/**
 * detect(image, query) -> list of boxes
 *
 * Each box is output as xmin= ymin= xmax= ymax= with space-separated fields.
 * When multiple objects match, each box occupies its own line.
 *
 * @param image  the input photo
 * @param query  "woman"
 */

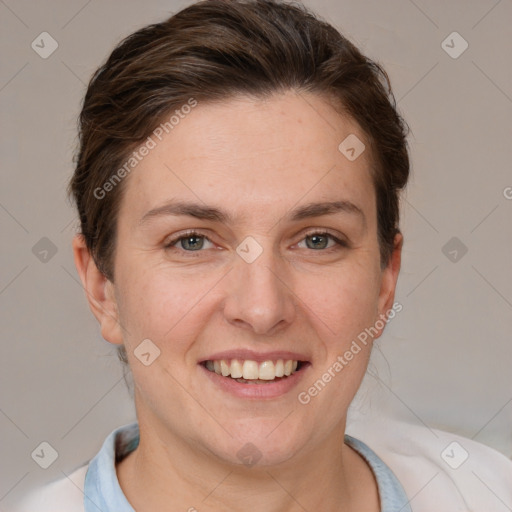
xmin=15 ymin=0 xmax=512 ymax=510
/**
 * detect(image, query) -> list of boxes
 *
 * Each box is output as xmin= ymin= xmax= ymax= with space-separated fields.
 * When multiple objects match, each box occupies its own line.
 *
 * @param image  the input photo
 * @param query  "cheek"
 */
xmin=115 ymin=264 xmax=218 ymax=350
xmin=301 ymin=261 xmax=381 ymax=342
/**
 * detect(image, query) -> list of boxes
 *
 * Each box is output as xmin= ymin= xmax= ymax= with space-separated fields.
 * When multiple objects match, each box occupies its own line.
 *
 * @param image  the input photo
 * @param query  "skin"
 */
xmin=73 ymin=89 xmax=402 ymax=511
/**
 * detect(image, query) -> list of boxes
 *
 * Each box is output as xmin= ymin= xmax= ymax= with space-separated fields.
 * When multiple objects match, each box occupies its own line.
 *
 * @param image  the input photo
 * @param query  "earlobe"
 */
xmin=72 ymin=234 xmax=124 ymax=345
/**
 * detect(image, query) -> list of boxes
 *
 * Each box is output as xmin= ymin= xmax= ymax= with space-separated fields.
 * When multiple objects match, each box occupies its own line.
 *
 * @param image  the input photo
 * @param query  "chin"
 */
xmin=207 ymin=417 xmax=310 ymax=468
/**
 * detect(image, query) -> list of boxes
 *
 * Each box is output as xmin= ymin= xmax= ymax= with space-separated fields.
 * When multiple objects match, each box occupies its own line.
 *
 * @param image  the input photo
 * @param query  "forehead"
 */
xmin=120 ymin=90 xmax=376 ymax=227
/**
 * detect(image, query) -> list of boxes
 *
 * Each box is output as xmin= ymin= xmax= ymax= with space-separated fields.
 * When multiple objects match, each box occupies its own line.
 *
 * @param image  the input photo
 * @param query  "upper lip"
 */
xmin=199 ymin=349 xmax=311 ymax=364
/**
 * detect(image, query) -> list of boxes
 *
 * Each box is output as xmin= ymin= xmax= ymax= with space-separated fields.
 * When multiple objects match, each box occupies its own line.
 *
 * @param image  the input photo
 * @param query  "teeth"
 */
xmin=205 ymin=358 xmax=303 ymax=380
xmin=258 ymin=361 xmax=275 ymax=380
xmin=275 ymin=359 xmax=284 ymax=377
xmin=220 ymin=360 xmax=230 ymax=377
xmin=230 ymin=359 xmax=243 ymax=379
xmin=242 ymin=360 xmax=259 ymax=380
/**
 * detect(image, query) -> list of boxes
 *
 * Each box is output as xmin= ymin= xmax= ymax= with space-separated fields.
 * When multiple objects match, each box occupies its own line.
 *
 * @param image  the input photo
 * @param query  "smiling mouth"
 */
xmin=201 ymin=359 xmax=309 ymax=384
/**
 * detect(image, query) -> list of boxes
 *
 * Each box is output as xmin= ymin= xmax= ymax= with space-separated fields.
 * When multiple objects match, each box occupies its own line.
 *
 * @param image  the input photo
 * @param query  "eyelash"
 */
xmin=163 ymin=229 xmax=348 ymax=255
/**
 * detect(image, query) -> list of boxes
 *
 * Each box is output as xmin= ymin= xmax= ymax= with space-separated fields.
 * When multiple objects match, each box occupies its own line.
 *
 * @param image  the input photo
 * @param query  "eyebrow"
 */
xmin=139 ymin=199 xmax=366 ymax=228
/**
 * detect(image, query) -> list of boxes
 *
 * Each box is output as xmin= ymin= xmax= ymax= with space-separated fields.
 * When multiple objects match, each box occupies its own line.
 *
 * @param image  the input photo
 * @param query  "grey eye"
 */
xmin=179 ymin=235 xmax=205 ymax=251
xmin=305 ymin=233 xmax=330 ymax=250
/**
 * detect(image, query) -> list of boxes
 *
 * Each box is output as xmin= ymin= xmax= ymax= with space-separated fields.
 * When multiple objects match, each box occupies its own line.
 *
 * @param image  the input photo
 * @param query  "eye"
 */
xmin=164 ymin=229 xmax=348 ymax=255
xmin=297 ymin=230 xmax=348 ymax=251
xmin=164 ymin=230 xmax=215 ymax=252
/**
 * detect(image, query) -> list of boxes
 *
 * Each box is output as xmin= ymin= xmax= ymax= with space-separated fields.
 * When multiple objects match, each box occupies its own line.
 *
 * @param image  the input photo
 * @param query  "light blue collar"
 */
xmin=345 ymin=434 xmax=412 ymax=511
xmin=84 ymin=422 xmax=411 ymax=511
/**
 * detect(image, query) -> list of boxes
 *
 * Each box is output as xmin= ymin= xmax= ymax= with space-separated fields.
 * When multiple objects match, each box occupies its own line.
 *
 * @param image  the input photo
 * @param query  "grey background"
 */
xmin=1 ymin=0 xmax=511 ymax=507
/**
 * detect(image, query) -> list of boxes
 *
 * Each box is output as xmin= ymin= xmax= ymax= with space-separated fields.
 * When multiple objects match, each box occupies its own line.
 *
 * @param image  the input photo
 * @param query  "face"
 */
xmin=77 ymin=90 xmax=401 ymax=467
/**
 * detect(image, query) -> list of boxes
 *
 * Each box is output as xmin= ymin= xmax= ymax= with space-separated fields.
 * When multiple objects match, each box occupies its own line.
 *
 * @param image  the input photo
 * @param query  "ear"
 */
xmin=374 ymin=232 xmax=403 ymax=338
xmin=72 ymin=234 xmax=124 ymax=345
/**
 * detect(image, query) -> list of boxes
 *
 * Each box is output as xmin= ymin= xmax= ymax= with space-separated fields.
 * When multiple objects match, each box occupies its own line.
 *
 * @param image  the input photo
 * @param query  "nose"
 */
xmin=222 ymin=244 xmax=296 ymax=336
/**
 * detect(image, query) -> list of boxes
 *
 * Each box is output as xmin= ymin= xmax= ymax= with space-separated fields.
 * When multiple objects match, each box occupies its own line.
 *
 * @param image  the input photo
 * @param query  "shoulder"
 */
xmin=349 ymin=415 xmax=512 ymax=511
xmin=11 ymin=464 xmax=88 ymax=512
xmin=11 ymin=422 xmax=138 ymax=512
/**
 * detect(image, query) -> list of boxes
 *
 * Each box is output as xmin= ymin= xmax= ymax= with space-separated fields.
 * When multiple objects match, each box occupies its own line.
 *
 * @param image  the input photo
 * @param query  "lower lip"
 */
xmin=199 ymin=363 xmax=310 ymax=399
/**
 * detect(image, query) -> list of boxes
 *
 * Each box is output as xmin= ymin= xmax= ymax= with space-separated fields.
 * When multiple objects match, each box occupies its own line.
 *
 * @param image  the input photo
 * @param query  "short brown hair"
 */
xmin=70 ymin=0 xmax=410 ymax=366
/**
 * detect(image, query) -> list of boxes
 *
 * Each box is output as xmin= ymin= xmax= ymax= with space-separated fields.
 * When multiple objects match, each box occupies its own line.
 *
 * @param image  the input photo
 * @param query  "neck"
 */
xmin=116 ymin=416 xmax=379 ymax=512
